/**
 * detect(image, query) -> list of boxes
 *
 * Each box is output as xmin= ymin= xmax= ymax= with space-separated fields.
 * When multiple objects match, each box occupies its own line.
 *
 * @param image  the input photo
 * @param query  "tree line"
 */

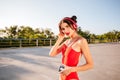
xmin=77 ymin=27 xmax=120 ymax=43
xmin=0 ymin=25 xmax=55 ymax=39
xmin=0 ymin=25 xmax=120 ymax=43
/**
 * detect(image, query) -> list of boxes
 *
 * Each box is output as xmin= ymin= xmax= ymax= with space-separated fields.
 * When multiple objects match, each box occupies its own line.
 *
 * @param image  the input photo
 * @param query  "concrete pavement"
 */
xmin=0 ymin=43 xmax=120 ymax=80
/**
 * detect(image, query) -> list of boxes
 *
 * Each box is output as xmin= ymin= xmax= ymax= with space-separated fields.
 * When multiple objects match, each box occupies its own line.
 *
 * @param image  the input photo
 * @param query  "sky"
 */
xmin=0 ymin=0 xmax=120 ymax=35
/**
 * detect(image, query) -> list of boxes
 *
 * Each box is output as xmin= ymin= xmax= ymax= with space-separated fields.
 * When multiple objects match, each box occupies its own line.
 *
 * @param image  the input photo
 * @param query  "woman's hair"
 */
xmin=59 ymin=15 xmax=78 ymax=33
xmin=71 ymin=15 xmax=77 ymax=23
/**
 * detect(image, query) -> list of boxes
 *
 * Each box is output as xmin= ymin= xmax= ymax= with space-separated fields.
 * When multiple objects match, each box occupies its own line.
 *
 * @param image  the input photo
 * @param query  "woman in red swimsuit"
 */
xmin=49 ymin=15 xmax=93 ymax=80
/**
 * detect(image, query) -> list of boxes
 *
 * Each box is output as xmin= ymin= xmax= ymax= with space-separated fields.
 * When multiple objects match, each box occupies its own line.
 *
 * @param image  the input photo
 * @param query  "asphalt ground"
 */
xmin=0 ymin=43 xmax=120 ymax=80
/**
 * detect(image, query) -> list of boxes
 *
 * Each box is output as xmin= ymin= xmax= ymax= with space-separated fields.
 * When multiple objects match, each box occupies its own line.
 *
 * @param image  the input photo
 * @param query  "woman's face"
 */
xmin=60 ymin=22 xmax=74 ymax=37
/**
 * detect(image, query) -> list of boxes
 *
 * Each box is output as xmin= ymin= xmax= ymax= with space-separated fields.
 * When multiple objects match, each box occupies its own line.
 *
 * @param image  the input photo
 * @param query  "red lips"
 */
xmin=65 ymin=32 xmax=70 ymax=35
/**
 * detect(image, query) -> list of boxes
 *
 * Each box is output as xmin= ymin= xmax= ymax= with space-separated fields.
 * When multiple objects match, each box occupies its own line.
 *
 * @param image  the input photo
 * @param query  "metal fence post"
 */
xmin=50 ymin=39 xmax=52 ymax=46
xmin=36 ymin=39 xmax=38 ymax=47
xmin=20 ymin=39 xmax=22 ymax=48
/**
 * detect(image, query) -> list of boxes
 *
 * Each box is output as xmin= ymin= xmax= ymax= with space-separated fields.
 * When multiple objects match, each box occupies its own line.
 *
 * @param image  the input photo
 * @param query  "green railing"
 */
xmin=0 ymin=39 xmax=56 ymax=48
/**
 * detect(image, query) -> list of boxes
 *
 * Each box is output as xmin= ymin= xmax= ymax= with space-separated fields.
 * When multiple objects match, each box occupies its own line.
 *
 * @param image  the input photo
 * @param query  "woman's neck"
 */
xmin=70 ymin=31 xmax=79 ymax=39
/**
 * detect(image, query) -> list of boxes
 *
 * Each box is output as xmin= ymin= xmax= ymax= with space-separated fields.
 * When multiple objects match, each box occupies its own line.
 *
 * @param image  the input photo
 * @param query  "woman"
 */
xmin=49 ymin=15 xmax=93 ymax=80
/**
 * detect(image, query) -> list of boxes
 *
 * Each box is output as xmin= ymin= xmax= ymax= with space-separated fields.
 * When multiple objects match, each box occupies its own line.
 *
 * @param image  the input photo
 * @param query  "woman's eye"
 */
xmin=66 ymin=25 xmax=69 ymax=27
xmin=61 ymin=28 xmax=65 ymax=30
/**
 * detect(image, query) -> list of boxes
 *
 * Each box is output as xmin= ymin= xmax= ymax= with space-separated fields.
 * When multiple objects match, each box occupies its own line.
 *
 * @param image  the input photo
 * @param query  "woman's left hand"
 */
xmin=60 ymin=66 xmax=73 ymax=76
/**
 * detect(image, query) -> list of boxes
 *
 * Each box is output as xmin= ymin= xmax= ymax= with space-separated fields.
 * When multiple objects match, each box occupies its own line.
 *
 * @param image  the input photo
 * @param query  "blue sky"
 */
xmin=0 ymin=0 xmax=120 ymax=35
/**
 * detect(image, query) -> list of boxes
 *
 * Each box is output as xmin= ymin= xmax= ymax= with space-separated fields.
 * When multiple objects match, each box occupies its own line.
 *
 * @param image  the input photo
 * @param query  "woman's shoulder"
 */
xmin=77 ymin=36 xmax=87 ymax=44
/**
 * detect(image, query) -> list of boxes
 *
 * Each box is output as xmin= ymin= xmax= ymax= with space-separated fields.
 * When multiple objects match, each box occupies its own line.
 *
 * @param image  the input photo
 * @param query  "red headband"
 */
xmin=63 ymin=17 xmax=77 ymax=30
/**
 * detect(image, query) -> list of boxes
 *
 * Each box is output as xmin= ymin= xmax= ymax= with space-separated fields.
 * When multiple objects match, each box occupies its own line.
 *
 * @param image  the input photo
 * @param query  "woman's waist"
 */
xmin=62 ymin=59 xmax=79 ymax=67
xmin=62 ymin=62 xmax=78 ymax=67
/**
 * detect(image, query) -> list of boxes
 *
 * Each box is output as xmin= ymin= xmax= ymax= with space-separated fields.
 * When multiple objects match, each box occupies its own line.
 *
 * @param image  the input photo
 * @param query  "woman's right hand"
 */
xmin=58 ymin=33 xmax=65 ymax=41
xmin=49 ymin=33 xmax=65 ymax=57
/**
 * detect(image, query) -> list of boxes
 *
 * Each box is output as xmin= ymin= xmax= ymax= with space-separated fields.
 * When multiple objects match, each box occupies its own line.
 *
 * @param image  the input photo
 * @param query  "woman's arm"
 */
xmin=72 ymin=38 xmax=94 ymax=72
xmin=49 ymin=34 xmax=65 ymax=57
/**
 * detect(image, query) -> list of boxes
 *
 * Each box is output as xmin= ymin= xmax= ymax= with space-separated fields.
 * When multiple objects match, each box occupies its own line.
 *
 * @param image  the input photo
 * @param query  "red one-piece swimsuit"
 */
xmin=61 ymin=44 xmax=81 ymax=80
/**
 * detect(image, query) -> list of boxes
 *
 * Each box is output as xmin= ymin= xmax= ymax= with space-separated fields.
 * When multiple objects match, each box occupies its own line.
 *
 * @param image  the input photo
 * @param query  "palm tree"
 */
xmin=17 ymin=26 xmax=34 ymax=39
xmin=5 ymin=25 xmax=18 ymax=39
xmin=44 ymin=28 xmax=54 ymax=39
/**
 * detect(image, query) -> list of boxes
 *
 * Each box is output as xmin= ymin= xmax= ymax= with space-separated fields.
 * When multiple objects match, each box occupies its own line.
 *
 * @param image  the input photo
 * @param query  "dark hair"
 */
xmin=71 ymin=15 xmax=77 ymax=23
xmin=63 ymin=15 xmax=77 ymax=25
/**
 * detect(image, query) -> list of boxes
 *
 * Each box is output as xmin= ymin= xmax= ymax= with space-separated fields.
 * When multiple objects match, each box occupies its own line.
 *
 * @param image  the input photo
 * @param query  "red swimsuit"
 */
xmin=61 ymin=44 xmax=81 ymax=80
